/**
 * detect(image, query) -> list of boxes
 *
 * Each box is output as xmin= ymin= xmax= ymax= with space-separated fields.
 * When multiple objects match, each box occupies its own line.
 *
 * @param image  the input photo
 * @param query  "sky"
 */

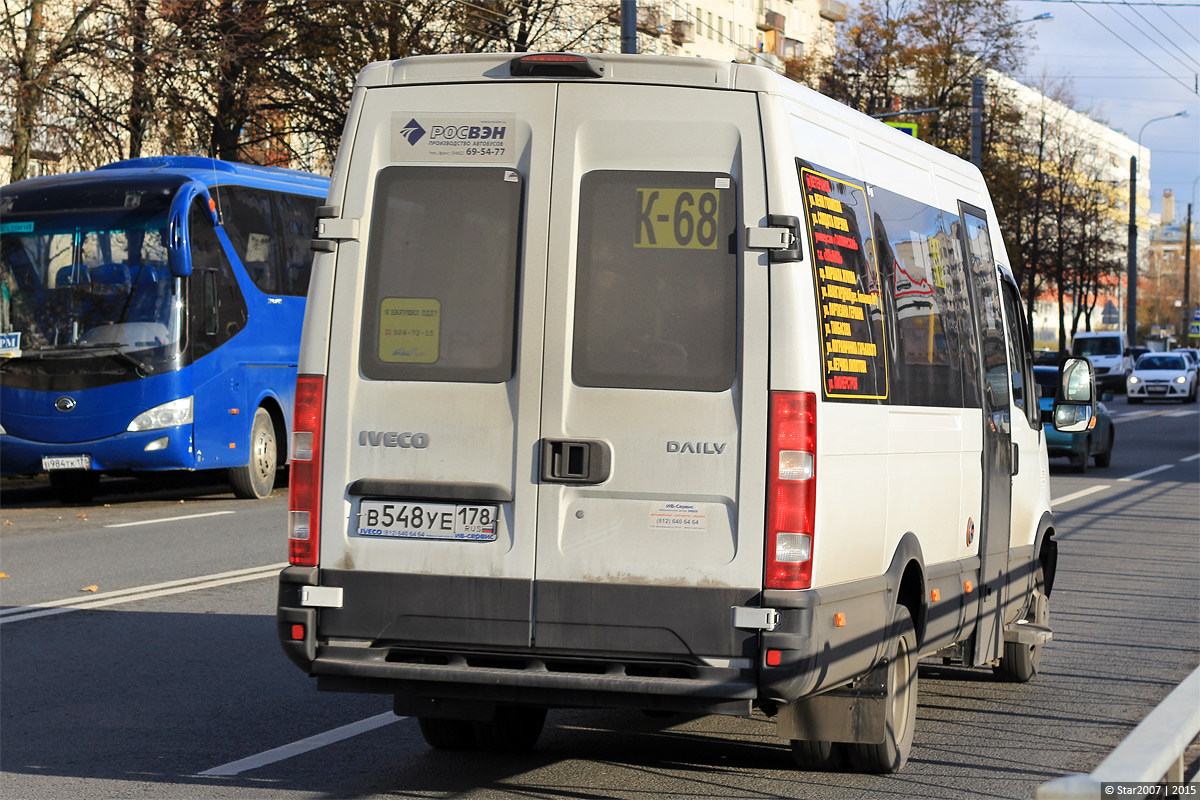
xmin=1009 ymin=0 xmax=1200 ymax=222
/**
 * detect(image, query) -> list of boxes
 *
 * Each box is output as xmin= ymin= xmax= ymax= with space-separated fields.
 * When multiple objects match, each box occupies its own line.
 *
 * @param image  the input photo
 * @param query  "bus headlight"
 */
xmin=128 ymin=397 xmax=193 ymax=432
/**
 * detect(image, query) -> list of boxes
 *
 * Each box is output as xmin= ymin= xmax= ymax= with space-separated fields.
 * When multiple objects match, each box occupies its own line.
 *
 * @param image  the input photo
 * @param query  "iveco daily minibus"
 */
xmin=277 ymin=52 xmax=1096 ymax=773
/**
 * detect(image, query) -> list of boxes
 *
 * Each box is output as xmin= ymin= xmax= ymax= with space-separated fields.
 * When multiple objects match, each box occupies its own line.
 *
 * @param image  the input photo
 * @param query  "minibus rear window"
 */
xmin=572 ymin=171 xmax=737 ymax=392
xmin=359 ymin=166 xmax=522 ymax=383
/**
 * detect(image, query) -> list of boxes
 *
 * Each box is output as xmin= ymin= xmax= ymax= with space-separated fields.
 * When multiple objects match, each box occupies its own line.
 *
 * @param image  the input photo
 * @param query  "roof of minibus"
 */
xmin=358 ymin=52 xmax=983 ymax=189
xmin=2 ymin=156 xmax=329 ymax=197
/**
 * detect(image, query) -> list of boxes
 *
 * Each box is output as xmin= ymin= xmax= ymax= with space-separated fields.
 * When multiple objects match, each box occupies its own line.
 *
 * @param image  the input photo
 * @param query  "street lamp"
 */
xmin=970 ymin=13 xmax=1053 ymax=167
xmin=1127 ymin=110 xmax=1190 ymax=347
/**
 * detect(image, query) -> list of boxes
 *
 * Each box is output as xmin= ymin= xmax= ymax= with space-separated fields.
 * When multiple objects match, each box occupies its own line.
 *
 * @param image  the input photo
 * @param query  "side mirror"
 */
xmin=1053 ymin=357 xmax=1096 ymax=433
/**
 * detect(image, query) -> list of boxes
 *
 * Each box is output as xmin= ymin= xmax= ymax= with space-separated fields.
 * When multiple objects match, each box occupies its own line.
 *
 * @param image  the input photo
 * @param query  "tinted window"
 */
xmin=573 ymin=171 xmax=737 ymax=392
xmin=1073 ymin=336 xmax=1121 ymax=356
xmin=1138 ymin=355 xmax=1185 ymax=370
xmin=188 ymin=199 xmax=247 ymax=360
xmin=275 ymin=193 xmax=318 ymax=296
xmin=216 ymin=187 xmax=278 ymax=294
xmin=959 ymin=208 xmax=1007 ymax=414
xmin=1001 ymin=279 xmax=1037 ymax=426
xmin=360 ymin=166 xmax=522 ymax=383
xmin=869 ymin=187 xmax=969 ymax=407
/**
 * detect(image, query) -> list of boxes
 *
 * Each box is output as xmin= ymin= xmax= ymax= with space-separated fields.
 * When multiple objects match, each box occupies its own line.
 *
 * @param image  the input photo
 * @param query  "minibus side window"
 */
xmin=960 ymin=211 xmax=1009 ymax=414
xmin=869 ymin=188 xmax=967 ymax=407
xmin=573 ymin=170 xmax=737 ymax=392
xmin=359 ymin=166 xmax=522 ymax=383
xmin=1001 ymin=278 xmax=1038 ymax=428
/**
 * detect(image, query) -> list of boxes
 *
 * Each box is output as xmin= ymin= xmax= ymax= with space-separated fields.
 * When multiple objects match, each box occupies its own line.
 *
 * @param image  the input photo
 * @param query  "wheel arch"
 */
xmin=885 ymin=533 xmax=927 ymax=650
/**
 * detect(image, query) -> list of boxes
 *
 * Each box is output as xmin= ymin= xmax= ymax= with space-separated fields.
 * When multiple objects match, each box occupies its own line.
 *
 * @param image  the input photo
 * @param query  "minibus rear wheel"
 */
xmin=846 ymin=605 xmax=917 ymax=773
xmin=472 ymin=705 xmax=546 ymax=753
xmin=790 ymin=739 xmax=847 ymax=771
xmin=417 ymin=716 xmax=478 ymax=751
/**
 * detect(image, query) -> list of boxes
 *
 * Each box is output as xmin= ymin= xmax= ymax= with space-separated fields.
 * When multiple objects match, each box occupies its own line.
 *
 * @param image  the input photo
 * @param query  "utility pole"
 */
xmin=1128 ymin=155 xmax=1138 ymax=347
xmin=1184 ymin=202 xmax=1194 ymax=343
xmin=970 ymin=76 xmax=984 ymax=169
xmin=621 ymin=0 xmax=637 ymax=53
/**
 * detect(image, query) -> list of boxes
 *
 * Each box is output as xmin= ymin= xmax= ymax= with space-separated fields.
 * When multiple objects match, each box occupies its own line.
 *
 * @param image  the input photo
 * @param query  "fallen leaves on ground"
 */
xmin=80 ymin=584 xmax=99 ymax=593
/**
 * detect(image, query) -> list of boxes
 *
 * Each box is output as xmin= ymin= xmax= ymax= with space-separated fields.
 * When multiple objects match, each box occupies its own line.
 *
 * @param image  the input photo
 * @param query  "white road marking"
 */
xmin=1118 ymin=464 xmax=1176 ymax=482
xmin=0 ymin=563 xmax=286 ymax=625
xmin=1181 ymin=454 xmax=1200 ymax=463
xmin=198 ymin=712 xmax=403 ymax=776
xmin=1051 ymin=485 xmax=1111 ymax=507
xmin=104 ymin=510 xmax=236 ymax=528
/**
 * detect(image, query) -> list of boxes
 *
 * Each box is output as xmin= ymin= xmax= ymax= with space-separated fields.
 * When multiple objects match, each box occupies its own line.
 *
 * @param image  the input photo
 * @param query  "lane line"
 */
xmin=198 ymin=712 xmax=403 ymax=776
xmin=104 ymin=510 xmax=236 ymax=528
xmin=1181 ymin=454 xmax=1200 ymax=463
xmin=1051 ymin=485 xmax=1111 ymax=507
xmin=0 ymin=563 xmax=286 ymax=625
xmin=1118 ymin=464 xmax=1176 ymax=482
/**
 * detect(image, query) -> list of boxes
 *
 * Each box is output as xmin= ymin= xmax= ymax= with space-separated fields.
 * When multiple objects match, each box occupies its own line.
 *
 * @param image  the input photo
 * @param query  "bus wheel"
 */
xmin=846 ymin=606 xmax=917 ymax=774
xmin=472 ymin=706 xmax=546 ymax=753
xmin=50 ymin=470 xmax=100 ymax=504
xmin=230 ymin=407 xmax=278 ymax=499
xmin=994 ymin=564 xmax=1048 ymax=683
xmin=417 ymin=717 xmax=478 ymax=751
xmin=790 ymin=739 xmax=847 ymax=771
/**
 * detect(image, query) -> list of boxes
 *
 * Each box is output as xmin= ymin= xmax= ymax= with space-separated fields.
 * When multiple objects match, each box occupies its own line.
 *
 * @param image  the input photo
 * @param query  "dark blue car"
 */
xmin=1034 ymin=366 xmax=1114 ymax=473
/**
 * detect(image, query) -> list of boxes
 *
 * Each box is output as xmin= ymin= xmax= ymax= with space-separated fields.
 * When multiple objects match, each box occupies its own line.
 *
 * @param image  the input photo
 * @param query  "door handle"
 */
xmin=540 ymin=439 xmax=611 ymax=484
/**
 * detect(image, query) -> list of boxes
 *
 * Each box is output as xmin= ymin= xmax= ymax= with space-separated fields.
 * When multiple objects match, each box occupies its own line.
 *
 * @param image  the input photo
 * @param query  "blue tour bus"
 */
xmin=0 ymin=157 xmax=330 ymax=502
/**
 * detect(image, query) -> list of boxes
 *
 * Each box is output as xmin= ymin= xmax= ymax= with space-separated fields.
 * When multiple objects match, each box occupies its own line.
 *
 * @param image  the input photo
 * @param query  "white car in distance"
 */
xmin=1127 ymin=353 xmax=1197 ymax=404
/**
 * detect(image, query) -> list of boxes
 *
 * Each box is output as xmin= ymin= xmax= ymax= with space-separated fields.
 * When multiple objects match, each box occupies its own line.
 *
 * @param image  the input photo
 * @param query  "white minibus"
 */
xmin=278 ymin=52 xmax=1096 ymax=773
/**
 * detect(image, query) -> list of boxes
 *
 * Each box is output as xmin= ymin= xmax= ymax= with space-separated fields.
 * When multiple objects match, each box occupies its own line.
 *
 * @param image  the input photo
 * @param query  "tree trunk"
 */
xmin=11 ymin=0 xmax=47 ymax=182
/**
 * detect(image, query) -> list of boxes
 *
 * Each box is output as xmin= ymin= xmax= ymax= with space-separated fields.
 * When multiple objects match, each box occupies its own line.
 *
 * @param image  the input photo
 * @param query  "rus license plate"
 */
xmin=42 ymin=455 xmax=91 ymax=471
xmin=1147 ymin=385 xmax=1168 ymax=394
xmin=356 ymin=500 xmax=498 ymax=541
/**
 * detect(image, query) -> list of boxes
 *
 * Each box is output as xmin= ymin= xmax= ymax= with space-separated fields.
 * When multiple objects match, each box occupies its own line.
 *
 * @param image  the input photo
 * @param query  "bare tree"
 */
xmin=3 ymin=0 xmax=107 ymax=181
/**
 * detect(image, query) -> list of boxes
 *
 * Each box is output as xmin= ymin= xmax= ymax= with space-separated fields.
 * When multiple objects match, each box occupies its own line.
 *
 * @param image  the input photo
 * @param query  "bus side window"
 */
xmin=275 ymin=193 xmax=318 ymax=297
xmin=188 ymin=199 xmax=248 ymax=359
xmin=219 ymin=186 xmax=278 ymax=295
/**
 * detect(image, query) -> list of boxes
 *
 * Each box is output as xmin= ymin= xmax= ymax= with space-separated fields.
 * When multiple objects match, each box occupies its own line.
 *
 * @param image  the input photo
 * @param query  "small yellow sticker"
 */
xmin=634 ymin=188 xmax=721 ymax=250
xmin=379 ymin=298 xmax=440 ymax=363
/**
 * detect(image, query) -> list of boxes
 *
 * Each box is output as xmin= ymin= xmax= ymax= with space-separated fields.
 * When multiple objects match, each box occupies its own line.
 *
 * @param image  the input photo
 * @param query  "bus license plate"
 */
xmin=356 ymin=501 xmax=498 ymax=542
xmin=43 ymin=455 xmax=91 ymax=471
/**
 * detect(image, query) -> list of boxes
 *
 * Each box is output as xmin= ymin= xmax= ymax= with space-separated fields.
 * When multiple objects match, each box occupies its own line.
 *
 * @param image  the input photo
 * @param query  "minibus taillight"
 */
xmin=289 ymin=375 xmax=325 ymax=567
xmin=766 ymin=391 xmax=816 ymax=590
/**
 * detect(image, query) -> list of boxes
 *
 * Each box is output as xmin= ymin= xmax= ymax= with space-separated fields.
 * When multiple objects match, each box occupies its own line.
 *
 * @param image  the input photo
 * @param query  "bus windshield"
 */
xmin=2 ymin=209 xmax=182 ymax=362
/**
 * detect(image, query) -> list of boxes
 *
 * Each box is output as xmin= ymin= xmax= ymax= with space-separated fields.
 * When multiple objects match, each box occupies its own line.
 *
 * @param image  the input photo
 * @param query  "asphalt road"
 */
xmin=2 ymin=396 xmax=1197 ymax=800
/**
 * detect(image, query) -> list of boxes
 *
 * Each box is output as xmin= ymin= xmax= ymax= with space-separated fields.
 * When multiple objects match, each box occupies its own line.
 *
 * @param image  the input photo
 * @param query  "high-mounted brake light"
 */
xmin=766 ymin=391 xmax=817 ymax=590
xmin=510 ymin=53 xmax=605 ymax=78
xmin=289 ymin=374 xmax=325 ymax=567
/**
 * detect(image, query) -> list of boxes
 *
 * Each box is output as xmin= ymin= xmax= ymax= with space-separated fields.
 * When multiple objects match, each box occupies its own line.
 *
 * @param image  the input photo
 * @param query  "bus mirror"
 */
xmin=167 ymin=211 xmax=191 ymax=277
xmin=1052 ymin=357 xmax=1096 ymax=433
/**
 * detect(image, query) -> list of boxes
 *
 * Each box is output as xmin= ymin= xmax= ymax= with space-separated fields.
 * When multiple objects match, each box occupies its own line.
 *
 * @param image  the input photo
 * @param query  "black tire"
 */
xmin=472 ymin=706 xmax=546 ymax=754
xmin=790 ymin=739 xmax=848 ymax=771
xmin=49 ymin=470 xmax=100 ymax=504
xmin=1094 ymin=429 xmax=1113 ymax=468
xmin=994 ymin=564 xmax=1049 ymax=683
xmin=417 ymin=717 xmax=478 ymax=751
xmin=846 ymin=606 xmax=918 ymax=774
xmin=1069 ymin=439 xmax=1089 ymax=474
xmin=229 ymin=407 xmax=278 ymax=499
